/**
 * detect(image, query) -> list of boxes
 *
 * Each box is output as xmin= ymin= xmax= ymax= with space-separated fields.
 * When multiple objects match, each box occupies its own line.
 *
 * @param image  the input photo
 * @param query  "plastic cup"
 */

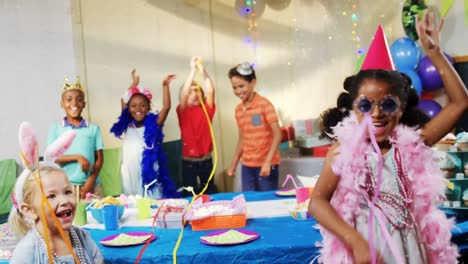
xmin=102 ymin=205 xmax=119 ymax=230
xmin=136 ymin=198 xmax=151 ymax=220
xmin=73 ymin=201 xmax=87 ymax=226
xmin=296 ymin=187 xmax=313 ymax=204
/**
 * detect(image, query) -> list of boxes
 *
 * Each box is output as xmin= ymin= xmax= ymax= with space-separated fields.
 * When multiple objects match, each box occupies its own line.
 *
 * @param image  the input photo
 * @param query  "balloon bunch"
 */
xmin=391 ymin=0 xmax=455 ymax=119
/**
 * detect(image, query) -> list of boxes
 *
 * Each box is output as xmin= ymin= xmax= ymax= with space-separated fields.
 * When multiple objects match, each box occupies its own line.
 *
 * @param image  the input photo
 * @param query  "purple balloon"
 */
xmin=418 ymin=99 xmax=442 ymax=118
xmin=417 ymin=53 xmax=454 ymax=91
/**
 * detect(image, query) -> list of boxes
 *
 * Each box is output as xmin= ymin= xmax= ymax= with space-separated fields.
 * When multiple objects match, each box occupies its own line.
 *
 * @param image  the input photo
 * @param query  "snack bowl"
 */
xmin=89 ymin=205 xmax=125 ymax=224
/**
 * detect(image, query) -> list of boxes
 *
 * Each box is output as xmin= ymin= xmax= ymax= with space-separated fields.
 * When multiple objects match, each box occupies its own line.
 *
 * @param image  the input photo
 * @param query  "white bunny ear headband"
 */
xmin=11 ymin=122 xmax=76 ymax=210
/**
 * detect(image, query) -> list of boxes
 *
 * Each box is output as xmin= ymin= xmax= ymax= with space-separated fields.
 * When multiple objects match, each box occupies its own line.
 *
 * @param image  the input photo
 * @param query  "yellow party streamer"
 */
xmin=172 ymin=59 xmax=218 ymax=264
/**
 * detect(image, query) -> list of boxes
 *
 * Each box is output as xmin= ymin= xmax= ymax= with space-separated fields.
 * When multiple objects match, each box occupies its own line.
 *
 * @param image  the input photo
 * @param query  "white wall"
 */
xmin=0 ymin=0 xmax=77 ymax=160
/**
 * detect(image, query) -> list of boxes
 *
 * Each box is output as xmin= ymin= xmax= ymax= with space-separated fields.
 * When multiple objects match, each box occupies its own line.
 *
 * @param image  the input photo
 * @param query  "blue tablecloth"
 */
xmin=90 ymin=191 xmax=320 ymax=263
xmin=2 ymin=191 xmax=468 ymax=263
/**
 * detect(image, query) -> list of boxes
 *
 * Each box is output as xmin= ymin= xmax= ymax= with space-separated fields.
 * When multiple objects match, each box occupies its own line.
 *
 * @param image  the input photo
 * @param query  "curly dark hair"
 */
xmin=320 ymin=92 xmax=352 ymax=139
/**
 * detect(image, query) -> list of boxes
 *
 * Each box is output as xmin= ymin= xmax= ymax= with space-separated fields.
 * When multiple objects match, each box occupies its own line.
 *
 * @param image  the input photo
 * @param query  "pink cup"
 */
xmin=296 ymin=187 xmax=312 ymax=204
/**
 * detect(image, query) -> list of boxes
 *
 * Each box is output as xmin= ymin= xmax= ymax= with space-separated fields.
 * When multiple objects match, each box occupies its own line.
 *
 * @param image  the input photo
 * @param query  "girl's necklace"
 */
xmin=362 ymin=147 xmax=415 ymax=230
xmin=33 ymin=226 xmax=88 ymax=264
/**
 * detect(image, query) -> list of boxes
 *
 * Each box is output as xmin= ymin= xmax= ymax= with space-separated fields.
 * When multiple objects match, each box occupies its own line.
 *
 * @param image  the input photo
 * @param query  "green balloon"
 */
xmin=402 ymin=0 xmax=427 ymax=41
xmin=355 ymin=53 xmax=366 ymax=73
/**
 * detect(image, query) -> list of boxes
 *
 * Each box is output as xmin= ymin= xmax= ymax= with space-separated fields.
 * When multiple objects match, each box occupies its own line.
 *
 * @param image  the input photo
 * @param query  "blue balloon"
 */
xmin=400 ymin=69 xmax=422 ymax=97
xmin=390 ymin=37 xmax=421 ymax=70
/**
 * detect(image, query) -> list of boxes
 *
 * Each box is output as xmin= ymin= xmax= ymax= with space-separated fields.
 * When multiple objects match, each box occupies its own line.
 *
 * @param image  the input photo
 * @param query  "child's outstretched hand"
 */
xmin=415 ymin=10 xmax=444 ymax=54
xmin=131 ymin=69 xmax=140 ymax=87
xmin=162 ymin=74 xmax=176 ymax=86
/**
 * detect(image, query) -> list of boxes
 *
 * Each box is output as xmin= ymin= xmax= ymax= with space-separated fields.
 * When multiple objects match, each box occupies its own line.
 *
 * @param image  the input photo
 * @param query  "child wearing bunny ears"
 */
xmin=47 ymin=77 xmax=104 ymax=200
xmin=9 ymin=123 xmax=103 ymax=264
xmin=111 ymin=69 xmax=179 ymax=198
xmin=227 ymin=63 xmax=282 ymax=191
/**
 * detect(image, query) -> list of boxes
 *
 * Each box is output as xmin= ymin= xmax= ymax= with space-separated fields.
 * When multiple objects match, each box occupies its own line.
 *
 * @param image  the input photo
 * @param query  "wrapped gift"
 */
xmin=155 ymin=199 xmax=188 ymax=229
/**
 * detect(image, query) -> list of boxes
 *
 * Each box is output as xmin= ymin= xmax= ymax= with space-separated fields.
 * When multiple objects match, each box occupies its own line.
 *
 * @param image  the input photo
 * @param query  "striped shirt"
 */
xmin=235 ymin=93 xmax=280 ymax=167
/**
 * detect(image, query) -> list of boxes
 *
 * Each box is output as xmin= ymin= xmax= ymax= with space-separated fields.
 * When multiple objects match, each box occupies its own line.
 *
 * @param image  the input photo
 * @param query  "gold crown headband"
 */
xmin=62 ymin=77 xmax=84 ymax=94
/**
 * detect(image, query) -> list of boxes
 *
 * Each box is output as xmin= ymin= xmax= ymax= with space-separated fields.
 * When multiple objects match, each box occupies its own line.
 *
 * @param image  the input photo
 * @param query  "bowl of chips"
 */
xmin=88 ymin=196 xmax=126 ymax=224
xmin=288 ymin=201 xmax=311 ymax=220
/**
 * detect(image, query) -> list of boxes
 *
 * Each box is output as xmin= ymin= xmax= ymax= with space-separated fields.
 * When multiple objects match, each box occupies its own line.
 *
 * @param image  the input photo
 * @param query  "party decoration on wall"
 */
xmin=418 ymin=99 xmax=442 ymax=118
xmin=235 ymin=0 xmax=266 ymax=19
xmin=266 ymin=0 xmax=291 ymax=11
xmin=235 ymin=0 xmax=266 ymax=67
xmin=390 ymin=37 xmax=421 ymax=70
xmin=440 ymin=0 xmax=468 ymax=26
xmin=355 ymin=53 xmax=366 ymax=73
xmin=400 ymin=69 xmax=422 ymax=96
xmin=402 ymin=0 xmax=427 ymax=41
xmin=441 ymin=0 xmax=456 ymax=17
xmin=417 ymin=53 xmax=454 ymax=91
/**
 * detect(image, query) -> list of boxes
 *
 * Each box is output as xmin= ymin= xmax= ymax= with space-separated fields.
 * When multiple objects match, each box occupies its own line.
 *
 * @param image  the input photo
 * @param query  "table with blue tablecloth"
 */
xmin=2 ymin=191 xmax=468 ymax=263
xmin=88 ymin=191 xmax=468 ymax=263
xmin=90 ymin=191 xmax=320 ymax=263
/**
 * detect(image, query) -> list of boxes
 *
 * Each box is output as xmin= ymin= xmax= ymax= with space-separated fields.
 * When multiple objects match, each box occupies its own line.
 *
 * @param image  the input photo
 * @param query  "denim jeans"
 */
xmin=241 ymin=165 xmax=279 ymax=192
xmin=182 ymin=158 xmax=218 ymax=197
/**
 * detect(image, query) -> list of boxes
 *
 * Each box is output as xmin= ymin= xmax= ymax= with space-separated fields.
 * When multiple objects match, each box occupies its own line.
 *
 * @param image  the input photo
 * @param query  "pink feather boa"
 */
xmin=316 ymin=113 xmax=458 ymax=263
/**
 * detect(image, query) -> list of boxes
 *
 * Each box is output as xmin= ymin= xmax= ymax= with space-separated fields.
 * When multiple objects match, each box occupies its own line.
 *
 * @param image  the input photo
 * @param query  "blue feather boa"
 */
xmin=110 ymin=108 xmax=179 ymax=198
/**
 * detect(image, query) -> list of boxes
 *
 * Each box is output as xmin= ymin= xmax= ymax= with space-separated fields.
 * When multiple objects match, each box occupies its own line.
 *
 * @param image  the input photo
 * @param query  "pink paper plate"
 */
xmin=275 ymin=188 xmax=296 ymax=197
xmin=100 ymin=231 xmax=156 ymax=247
xmin=200 ymin=229 xmax=259 ymax=246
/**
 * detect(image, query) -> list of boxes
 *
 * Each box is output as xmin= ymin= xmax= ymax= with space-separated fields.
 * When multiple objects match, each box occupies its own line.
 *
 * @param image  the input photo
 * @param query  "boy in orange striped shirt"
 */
xmin=227 ymin=62 xmax=281 ymax=191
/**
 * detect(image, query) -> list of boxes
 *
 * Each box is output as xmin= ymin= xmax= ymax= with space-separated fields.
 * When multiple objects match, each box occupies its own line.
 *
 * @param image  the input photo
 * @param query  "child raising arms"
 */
xmin=309 ymin=11 xmax=467 ymax=263
xmin=227 ymin=63 xmax=282 ymax=191
xmin=9 ymin=123 xmax=103 ymax=264
xmin=177 ymin=56 xmax=218 ymax=195
xmin=111 ymin=69 xmax=179 ymax=199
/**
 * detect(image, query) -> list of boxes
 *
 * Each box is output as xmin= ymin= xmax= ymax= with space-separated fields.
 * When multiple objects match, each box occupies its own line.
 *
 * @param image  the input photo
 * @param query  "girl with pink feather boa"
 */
xmin=309 ymin=11 xmax=468 ymax=264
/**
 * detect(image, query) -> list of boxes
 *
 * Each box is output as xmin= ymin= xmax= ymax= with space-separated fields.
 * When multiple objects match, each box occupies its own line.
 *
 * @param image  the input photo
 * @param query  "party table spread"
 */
xmin=89 ymin=191 xmax=319 ymax=263
xmin=2 ymin=191 xmax=468 ymax=263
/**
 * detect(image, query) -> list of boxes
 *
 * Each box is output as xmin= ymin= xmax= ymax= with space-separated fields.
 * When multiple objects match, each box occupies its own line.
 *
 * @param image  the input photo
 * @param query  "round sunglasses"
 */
xmin=353 ymin=95 xmax=401 ymax=115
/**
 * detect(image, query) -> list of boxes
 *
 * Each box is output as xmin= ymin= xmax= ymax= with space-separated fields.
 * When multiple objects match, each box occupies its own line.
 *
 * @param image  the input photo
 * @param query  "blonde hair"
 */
xmin=8 ymin=166 xmax=65 ymax=237
xmin=179 ymin=81 xmax=205 ymax=101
